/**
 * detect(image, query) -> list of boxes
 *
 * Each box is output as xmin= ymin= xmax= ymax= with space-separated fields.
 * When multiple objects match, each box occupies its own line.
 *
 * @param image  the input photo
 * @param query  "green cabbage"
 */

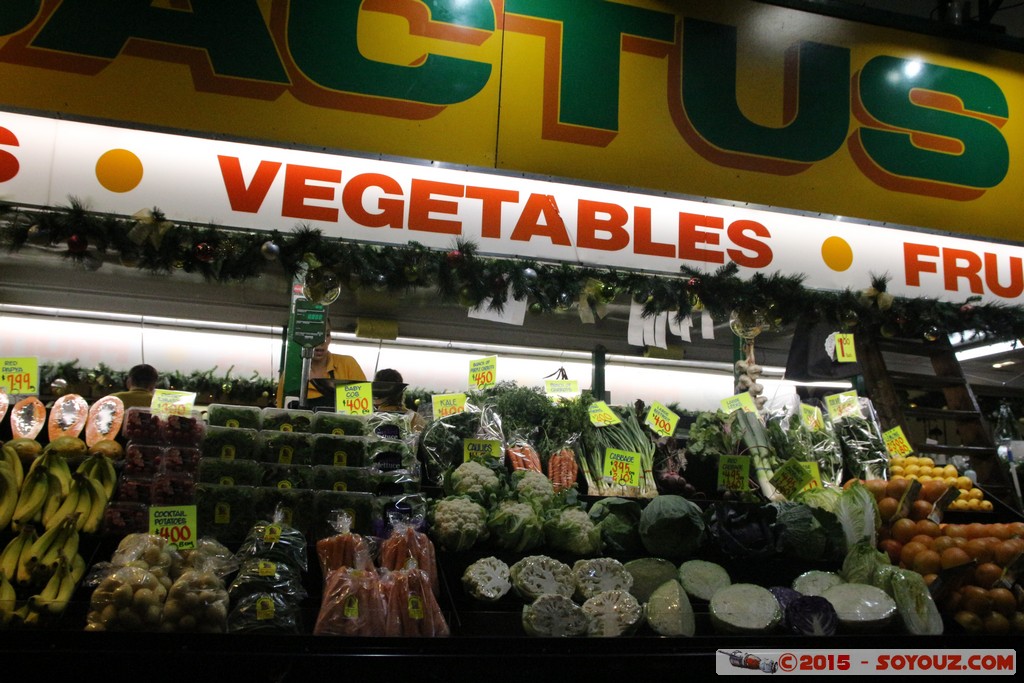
xmin=638 ymin=495 xmax=705 ymax=560
xmin=588 ymin=498 xmax=643 ymax=555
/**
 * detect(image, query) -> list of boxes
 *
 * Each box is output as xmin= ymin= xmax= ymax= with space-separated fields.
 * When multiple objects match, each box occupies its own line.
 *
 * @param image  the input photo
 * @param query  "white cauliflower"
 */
xmin=571 ymin=557 xmax=634 ymax=602
xmin=513 ymin=470 xmax=555 ymax=507
xmin=449 ymin=460 xmax=503 ymax=503
xmin=462 ymin=556 xmax=512 ymax=603
xmin=509 ymin=555 xmax=574 ymax=602
xmin=521 ymin=594 xmax=588 ymax=637
xmin=429 ymin=496 xmax=489 ymax=552
xmin=582 ymin=589 xmax=644 ymax=637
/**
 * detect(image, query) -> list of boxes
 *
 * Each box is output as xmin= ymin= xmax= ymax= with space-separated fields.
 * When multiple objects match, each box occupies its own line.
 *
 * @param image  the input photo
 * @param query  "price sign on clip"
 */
xmin=801 ymin=404 xmax=825 ymax=431
xmin=588 ymin=401 xmax=620 ymax=426
xmin=645 ymin=401 xmax=679 ymax=438
xmin=718 ymin=455 xmax=751 ymax=492
xmin=463 ymin=438 xmax=502 ymax=462
xmin=432 ymin=393 xmax=467 ymax=418
xmin=150 ymin=389 xmax=196 ymax=417
xmin=468 ymin=356 xmax=497 ymax=390
xmin=0 ymin=357 xmax=39 ymax=396
xmin=544 ymin=379 xmax=580 ymax=402
xmin=336 ymin=382 xmax=373 ymax=415
xmin=825 ymin=390 xmax=860 ymax=421
xmin=149 ymin=505 xmax=197 ymax=550
xmin=883 ymin=426 xmax=914 ymax=458
xmin=834 ymin=333 xmax=857 ymax=363
xmin=603 ymin=448 xmax=640 ymax=488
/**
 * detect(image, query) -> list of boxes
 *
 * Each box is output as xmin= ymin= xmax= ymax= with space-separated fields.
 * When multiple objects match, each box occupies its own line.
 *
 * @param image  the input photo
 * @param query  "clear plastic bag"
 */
xmin=315 ymin=510 xmax=376 ymax=575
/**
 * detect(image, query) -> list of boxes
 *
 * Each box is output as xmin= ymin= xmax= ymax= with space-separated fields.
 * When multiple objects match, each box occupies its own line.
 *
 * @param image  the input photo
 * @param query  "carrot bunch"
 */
xmin=546 ymin=447 xmax=579 ymax=492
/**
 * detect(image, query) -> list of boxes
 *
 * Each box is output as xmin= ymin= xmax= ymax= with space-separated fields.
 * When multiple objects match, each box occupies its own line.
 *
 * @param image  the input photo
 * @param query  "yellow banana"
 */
xmin=69 ymin=553 xmax=86 ymax=586
xmin=31 ymin=514 xmax=78 ymax=576
xmin=11 ymin=467 xmax=50 ymax=531
xmin=40 ymin=472 xmax=66 ymax=530
xmin=0 ymin=524 xmax=34 ymax=581
xmin=32 ymin=556 xmax=72 ymax=616
xmin=80 ymin=474 xmax=109 ymax=535
xmin=15 ymin=525 xmax=38 ymax=585
xmin=0 ymin=570 xmax=16 ymax=625
xmin=0 ymin=462 xmax=19 ymax=531
xmin=49 ymin=473 xmax=86 ymax=532
xmin=2 ymin=444 xmax=24 ymax=489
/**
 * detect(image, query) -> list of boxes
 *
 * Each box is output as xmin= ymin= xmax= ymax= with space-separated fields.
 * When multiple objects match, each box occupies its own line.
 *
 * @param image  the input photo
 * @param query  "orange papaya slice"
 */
xmin=48 ymin=393 xmax=90 ymax=441
xmin=85 ymin=395 xmax=125 ymax=447
xmin=10 ymin=396 xmax=45 ymax=440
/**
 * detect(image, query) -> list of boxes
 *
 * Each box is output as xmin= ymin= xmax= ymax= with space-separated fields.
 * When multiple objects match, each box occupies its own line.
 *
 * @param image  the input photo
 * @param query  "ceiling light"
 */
xmin=955 ymin=340 xmax=1022 ymax=361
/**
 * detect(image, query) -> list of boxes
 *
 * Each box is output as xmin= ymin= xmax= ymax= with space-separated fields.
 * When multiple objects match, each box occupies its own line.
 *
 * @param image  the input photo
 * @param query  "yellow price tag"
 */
xmin=718 ymin=454 xmax=751 ymax=492
xmin=603 ymin=448 xmax=641 ymax=488
xmin=150 ymin=389 xmax=196 ymax=418
xmin=148 ymin=505 xmax=197 ymax=550
xmin=0 ymin=357 xmax=38 ymax=395
xmin=463 ymin=438 xmax=503 ymax=462
xmin=798 ymin=462 xmax=822 ymax=493
xmin=645 ymin=401 xmax=679 ymax=437
xmin=883 ymin=426 xmax=914 ymax=457
xmin=825 ymin=390 xmax=860 ymax=421
xmin=770 ymin=458 xmax=814 ymax=498
xmin=544 ymin=379 xmax=580 ymax=402
xmin=588 ymin=401 xmax=621 ymax=426
xmin=835 ymin=333 xmax=857 ymax=363
xmin=432 ymin=393 xmax=467 ymax=418
xmin=468 ymin=356 xmax=497 ymax=390
xmin=335 ymin=382 xmax=373 ymax=415
xmin=721 ymin=392 xmax=757 ymax=414
xmin=801 ymin=404 xmax=825 ymax=431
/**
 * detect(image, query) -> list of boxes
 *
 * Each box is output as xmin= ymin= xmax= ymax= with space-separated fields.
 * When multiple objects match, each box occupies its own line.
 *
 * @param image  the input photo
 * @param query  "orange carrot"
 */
xmin=546 ymin=448 xmax=578 ymax=492
xmin=507 ymin=443 xmax=542 ymax=472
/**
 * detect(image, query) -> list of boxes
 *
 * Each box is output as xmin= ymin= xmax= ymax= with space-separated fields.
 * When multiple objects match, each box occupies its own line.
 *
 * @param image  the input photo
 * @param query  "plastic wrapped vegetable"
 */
xmin=227 ymin=591 xmax=303 ymax=634
xmin=378 ymin=517 xmax=439 ymax=596
xmin=486 ymin=499 xmax=545 ymax=554
xmin=709 ymin=583 xmax=783 ymax=634
xmin=645 ymin=579 xmax=696 ymax=637
xmin=84 ymin=565 xmax=168 ymax=632
xmin=890 ymin=568 xmax=943 ymax=635
xmin=571 ymin=557 xmax=633 ymax=602
xmin=581 ymin=589 xmax=644 ymax=637
xmin=543 ymin=507 xmax=602 ymax=557
xmin=428 ymin=496 xmax=489 ymax=552
xmin=509 ymin=555 xmax=574 ymax=602
xmin=521 ymin=593 xmax=588 ymax=637
xmin=829 ymin=394 xmax=889 ymax=481
xmin=235 ymin=516 xmax=308 ymax=572
xmin=314 ymin=568 xmax=393 ymax=636
xmin=461 ymin=557 xmax=512 ymax=603
xmin=383 ymin=568 xmax=450 ymax=637
xmin=228 ymin=558 xmax=308 ymax=603
xmin=160 ymin=563 xmax=230 ymax=633
xmin=316 ymin=510 xmax=376 ymax=575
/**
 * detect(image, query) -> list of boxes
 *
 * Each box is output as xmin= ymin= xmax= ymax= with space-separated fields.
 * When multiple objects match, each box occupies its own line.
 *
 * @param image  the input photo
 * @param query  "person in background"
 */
xmin=276 ymin=318 xmax=366 ymax=408
xmin=372 ymin=368 xmax=426 ymax=433
xmin=107 ymin=363 xmax=160 ymax=409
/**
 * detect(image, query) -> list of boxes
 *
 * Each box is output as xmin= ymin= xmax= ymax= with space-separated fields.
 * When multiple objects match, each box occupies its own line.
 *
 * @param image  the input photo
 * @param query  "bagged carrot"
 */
xmin=316 ymin=510 xmax=376 ymax=575
xmin=506 ymin=433 xmax=543 ymax=472
xmin=546 ymin=442 xmax=580 ymax=493
xmin=378 ymin=512 xmax=438 ymax=596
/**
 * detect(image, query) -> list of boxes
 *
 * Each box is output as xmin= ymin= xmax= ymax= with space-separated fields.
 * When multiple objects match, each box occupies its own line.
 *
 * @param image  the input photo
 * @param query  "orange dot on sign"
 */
xmin=821 ymin=236 xmax=853 ymax=272
xmin=95 ymin=149 xmax=143 ymax=193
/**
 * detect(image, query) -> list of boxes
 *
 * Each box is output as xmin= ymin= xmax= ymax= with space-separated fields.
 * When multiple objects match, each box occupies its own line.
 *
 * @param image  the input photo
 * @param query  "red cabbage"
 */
xmin=785 ymin=595 xmax=838 ymax=636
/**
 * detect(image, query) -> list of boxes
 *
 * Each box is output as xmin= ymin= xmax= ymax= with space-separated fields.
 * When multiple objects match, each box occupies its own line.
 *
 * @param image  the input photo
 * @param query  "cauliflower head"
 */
xmin=462 ymin=556 xmax=512 ymax=603
xmin=429 ymin=496 xmax=489 ymax=552
xmin=487 ymin=500 xmax=545 ymax=554
xmin=513 ymin=470 xmax=555 ymax=507
xmin=544 ymin=507 xmax=603 ymax=557
xmin=449 ymin=460 xmax=503 ymax=504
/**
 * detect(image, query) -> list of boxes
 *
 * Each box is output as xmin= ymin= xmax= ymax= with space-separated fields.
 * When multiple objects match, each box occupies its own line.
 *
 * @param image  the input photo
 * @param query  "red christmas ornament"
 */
xmin=67 ymin=233 xmax=88 ymax=254
xmin=446 ymin=249 xmax=462 ymax=263
xmin=194 ymin=242 xmax=215 ymax=263
xmin=687 ymin=277 xmax=701 ymax=288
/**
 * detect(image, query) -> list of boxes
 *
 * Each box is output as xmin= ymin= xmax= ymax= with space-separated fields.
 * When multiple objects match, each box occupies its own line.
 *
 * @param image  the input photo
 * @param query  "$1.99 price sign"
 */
xmin=149 ymin=505 xmax=197 ymax=550
xmin=0 ymin=357 xmax=38 ymax=396
xmin=336 ymin=382 xmax=372 ymax=415
xmin=603 ymin=448 xmax=640 ymax=488
xmin=468 ymin=356 xmax=497 ymax=390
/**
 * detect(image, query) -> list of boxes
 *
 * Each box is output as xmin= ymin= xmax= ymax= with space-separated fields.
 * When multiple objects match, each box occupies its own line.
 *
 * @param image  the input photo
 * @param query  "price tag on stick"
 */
xmin=150 ymin=389 xmax=196 ymax=417
xmin=468 ymin=356 xmax=497 ymax=390
xmin=645 ymin=401 xmax=679 ymax=438
xmin=149 ymin=505 xmax=197 ymax=550
xmin=603 ymin=448 xmax=641 ymax=488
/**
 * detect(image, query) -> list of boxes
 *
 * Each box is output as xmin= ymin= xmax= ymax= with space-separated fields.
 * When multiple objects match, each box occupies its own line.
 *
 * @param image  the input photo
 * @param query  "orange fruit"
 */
xmin=984 ymin=612 xmax=1011 ymax=634
xmin=877 ymin=497 xmax=899 ymax=522
xmin=891 ymin=517 xmax=919 ymax=544
xmin=940 ymin=546 xmax=972 ymax=570
xmin=1007 ymin=522 xmax=1024 ymax=538
xmin=900 ymin=540 xmax=928 ymax=568
xmin=973 ymin=562 xmax=1004 ymax=590
xmin=886 ymin=477 xmax=911 ymax=500
xmin=932 ymin=535 xmax=957 ymax=553
xmin=913 ymin=549 xmax=942 ymax=576
xmin=960 ymin=585 xmax=993 ymax=616
xmin=879 ymin=538 xmax=902 ymax=564
xmin=863 ymin=478 xmax=887 ymax=501
xmin=944 ymin=523 xmax=968 ymax=539
xmin=965 ymin=538 xmax=995 ymax=564
xmin=910 ymin=499 xmax=933 ymax=521
xmin=988 ymin=588 xmax=1017 ymax=617
xmin=915 ymin=519 xmax=942 ymax=538
xmin=994 ymin=538 xmax=1024 ymax=567
xmin=921 ymin=479 xmax=949 ymax=503
xmin=910 ymin=534 xmax=935 ymax=549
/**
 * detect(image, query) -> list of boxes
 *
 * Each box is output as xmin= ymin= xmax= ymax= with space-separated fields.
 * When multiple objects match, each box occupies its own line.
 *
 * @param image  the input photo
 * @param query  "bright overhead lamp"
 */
xmin=955 ymin=339 xmax=1021 ymax=362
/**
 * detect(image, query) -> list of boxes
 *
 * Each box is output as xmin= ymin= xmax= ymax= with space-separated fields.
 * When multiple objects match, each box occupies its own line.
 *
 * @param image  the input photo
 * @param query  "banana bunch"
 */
xmin=0 ymin=570 xmax=16 ymax=627
xmin=76 ymin=453 xmax=118 ymax=501
xmin=21 ymin=553 xmax=87 ymax=625
xmin=47 ymin=472 xmax=109 ymax=534
xmin=25 ymin=513 xmax=80 ymax=584
xmin=0 ymin=525 xmax=39 ymax=586
xmin=0 ymin=445 xmax=25 ymax=530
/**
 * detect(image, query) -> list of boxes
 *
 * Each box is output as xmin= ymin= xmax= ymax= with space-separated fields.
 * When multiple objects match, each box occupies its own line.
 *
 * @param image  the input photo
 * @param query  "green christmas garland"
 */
xmin=3 ymin=198 xmax=1024 ymax=344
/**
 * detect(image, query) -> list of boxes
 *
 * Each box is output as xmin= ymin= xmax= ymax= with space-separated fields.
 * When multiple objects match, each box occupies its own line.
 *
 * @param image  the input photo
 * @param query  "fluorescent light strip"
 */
xmin=955 ymin=340 xmax=1021 ymax=361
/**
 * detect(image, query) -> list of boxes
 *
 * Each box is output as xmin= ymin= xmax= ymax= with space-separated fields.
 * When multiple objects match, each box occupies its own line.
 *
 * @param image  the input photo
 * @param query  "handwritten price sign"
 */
xmin=834 ymin=333 xmax=857 ymax=363
xmin=544 ymin=379 xmax=580 ymax=402
xmin=150 ymin=389 xmax=196 ymax=417
xmin=149 ymin=505 xmax=197 ymax=550
xmin=801 ymin=404 xmax=826 ymax=431
xmin=720 ymin=392 xmax=757 ymax=414
xmin=883 ymin=426 xmax=914 ymax=457
xmin=770 ymin=458 xmax=814 ymax=499
xmin=336 ymin=382 xmax=372 ymax=415
xmin=468 ymin=356 xmax=497 ymax=390
xmin=603 ymin=448 xmax=640 ymax=488
xmin=588 ymin=401 xmax=621 ymax=427
xmin=0 ymin=357 xmax=38 ymax=396
xmin=463 ymin=438 xmax=503 ymax=462
xmin=718 ymin=455 xmax=751 ymax=492
xmin=432 ymin=393 xmax=467 ymax=418
xmin=825 ymin=390 xmax=861 ymax=421
xmin=645 ymin=402 xmax=679 ymax=438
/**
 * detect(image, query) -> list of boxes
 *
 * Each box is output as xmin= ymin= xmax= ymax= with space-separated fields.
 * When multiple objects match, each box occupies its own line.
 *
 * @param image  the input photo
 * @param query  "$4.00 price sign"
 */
xmin=336 ymin=382 xmax=373 ymax=415
xmin=644 ymin=401 xmax=679 ymax=438
xmin=432 ymin=393 xmax=467 ymax=418
xmin=149 ymin=505 xmax=197 ymax=550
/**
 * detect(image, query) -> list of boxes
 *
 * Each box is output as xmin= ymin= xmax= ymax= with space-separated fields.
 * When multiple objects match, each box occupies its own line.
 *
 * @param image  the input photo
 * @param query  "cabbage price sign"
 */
xmin=603 ymin=448 xmax=640 ymax=488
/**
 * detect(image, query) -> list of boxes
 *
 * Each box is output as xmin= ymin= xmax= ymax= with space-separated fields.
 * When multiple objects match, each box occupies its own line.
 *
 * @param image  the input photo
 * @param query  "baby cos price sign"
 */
xmin=336 ymin=382 xmax=372 ymax=415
